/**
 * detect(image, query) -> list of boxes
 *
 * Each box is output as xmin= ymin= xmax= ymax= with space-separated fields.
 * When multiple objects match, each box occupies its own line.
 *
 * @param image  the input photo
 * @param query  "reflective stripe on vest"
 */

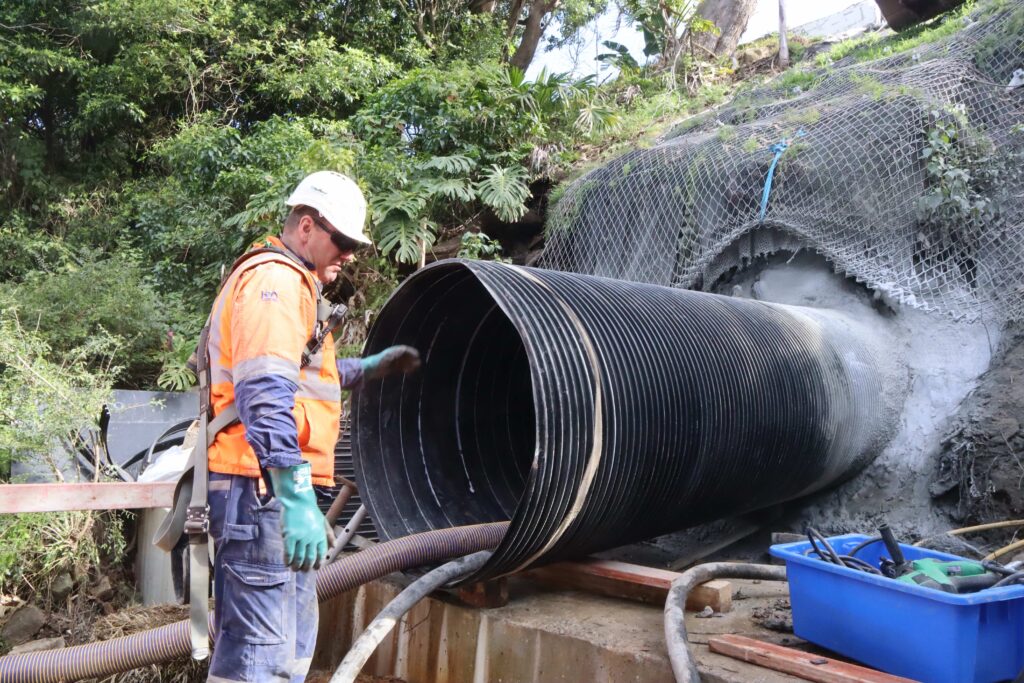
xmin=207 ymin=248 xmax=341 ymax=486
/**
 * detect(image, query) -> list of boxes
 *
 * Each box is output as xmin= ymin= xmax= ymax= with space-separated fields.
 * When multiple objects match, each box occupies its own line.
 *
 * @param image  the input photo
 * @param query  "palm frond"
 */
xmin=369 ymin=188 xmax=427 ymax=222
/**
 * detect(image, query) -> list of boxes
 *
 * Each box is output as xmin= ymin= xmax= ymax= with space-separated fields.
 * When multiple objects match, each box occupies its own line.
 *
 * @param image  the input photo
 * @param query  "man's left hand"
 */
xmin=361 ymin=345 xmax=421 ymax=380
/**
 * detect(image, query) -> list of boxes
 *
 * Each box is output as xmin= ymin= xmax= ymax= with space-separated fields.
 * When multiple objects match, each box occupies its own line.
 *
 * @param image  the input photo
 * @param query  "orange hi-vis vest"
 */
xmin=207 ymin=237 xmax=341 ymax=486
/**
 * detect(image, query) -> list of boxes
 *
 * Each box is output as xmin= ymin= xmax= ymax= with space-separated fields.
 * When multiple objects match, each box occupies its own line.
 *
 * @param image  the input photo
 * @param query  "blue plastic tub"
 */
xmin=770 ymin=534 xmax=1024 ymax=683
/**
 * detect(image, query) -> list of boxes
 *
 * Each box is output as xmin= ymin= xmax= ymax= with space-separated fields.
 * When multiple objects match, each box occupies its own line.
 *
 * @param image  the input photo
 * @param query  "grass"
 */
xmin=777 ymin=69 xmax=823 ymax=94
xmin=783 ymin=108 xmax=822 ymax=126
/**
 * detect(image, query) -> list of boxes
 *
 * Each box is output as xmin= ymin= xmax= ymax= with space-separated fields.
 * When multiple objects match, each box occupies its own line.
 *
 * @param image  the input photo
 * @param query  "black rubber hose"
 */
xmin=0 ymin=522 xmax=508 ymax=683
xmin=664 ymin=562 xmax=788 ymax=683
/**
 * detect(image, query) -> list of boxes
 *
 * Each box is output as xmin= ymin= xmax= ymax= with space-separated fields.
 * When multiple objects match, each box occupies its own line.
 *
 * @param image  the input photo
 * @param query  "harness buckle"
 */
xmin=184 ymin=505 xmax=210 ymax=538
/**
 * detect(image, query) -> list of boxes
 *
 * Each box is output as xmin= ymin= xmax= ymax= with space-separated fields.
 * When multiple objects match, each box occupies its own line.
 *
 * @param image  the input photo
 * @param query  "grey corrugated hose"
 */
xmin=330 ymin=550 xmax=493 ymax=683
xmin=664 ymin=562 xmax=788 ymax=683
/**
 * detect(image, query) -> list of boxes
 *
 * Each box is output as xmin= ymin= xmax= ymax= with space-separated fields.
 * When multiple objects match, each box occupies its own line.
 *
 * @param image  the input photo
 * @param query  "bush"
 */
xmin=0 ymin=312 xmax=120 ymax=478
xmin=0 ymin=252 xmax=173 ymax=386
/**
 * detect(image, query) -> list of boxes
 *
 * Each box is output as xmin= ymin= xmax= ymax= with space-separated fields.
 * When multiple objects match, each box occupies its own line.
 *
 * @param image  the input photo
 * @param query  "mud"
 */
xmin=930 ymin=323 xmax=1024 ymax=526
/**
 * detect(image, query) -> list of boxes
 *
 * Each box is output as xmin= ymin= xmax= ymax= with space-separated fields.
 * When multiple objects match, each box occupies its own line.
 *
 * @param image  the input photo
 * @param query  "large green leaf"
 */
xmin=475 ymin=165 xmax=531 ymax=223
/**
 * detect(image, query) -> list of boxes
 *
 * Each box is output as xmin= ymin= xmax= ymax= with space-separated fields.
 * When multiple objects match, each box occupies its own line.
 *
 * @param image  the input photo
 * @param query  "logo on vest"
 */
xmin=261 ymin=290 xmax=279 ymax=302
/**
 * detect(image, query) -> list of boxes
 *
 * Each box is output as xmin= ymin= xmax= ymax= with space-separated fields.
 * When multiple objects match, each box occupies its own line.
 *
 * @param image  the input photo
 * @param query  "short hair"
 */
xmin=283 ymin=206 xmax=319 ymax=233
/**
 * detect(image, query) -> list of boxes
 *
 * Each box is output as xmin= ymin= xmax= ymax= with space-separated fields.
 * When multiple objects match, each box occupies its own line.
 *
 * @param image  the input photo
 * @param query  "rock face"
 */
xmin=9 ymin=636 xmax=64 ymax=655
xmin=1 ymin=605 xmax=46 ymax=646
xmin=92 ymin=576 xmax=114 ymax=602
xmin=50 ymin=573 xmax=74 ymax=603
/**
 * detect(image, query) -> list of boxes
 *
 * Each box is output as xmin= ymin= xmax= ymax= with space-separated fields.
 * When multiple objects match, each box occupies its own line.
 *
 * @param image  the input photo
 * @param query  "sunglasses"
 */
xmin=313 ymin=218 xmax=362 ymax=254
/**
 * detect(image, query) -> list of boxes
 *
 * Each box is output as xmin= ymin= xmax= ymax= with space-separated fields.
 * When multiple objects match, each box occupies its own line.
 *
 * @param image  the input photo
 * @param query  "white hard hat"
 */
xmin=286 ymin=171 xmax=372 ymax=245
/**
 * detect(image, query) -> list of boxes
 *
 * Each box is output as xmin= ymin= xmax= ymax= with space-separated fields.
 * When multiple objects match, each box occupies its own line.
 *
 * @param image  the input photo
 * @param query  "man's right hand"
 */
xmin=267 ymin=463 xmax=328 ymax=571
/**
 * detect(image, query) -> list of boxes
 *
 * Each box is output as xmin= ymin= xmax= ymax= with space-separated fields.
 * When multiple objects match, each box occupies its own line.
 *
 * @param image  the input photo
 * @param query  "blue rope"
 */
xmin=758 ymin=130 xmax=805 ymax=224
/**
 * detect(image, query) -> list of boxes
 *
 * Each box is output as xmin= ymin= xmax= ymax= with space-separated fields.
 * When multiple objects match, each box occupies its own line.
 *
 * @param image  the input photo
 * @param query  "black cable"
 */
xmin=848 ymin=536 xmax=883 ymax=557
xmin=807 ymin=527 xmax=843 ymax=565
xmin=806 ymin=527 xmax=883 ymax=575
xmin=982 ymin=560 xmax=1016 ymax=576
xmin=993 ymin=571 xmax=1024 ymax=588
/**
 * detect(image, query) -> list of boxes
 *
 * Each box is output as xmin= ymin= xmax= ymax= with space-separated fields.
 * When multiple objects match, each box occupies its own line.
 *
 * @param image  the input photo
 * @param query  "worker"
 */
xmin=203 ymin=171 xmax=420 ymax=682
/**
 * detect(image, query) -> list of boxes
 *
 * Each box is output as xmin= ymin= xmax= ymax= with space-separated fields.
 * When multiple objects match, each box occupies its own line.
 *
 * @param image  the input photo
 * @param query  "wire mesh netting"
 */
xmin=543 ymin=1 xmax=1024 ymax=321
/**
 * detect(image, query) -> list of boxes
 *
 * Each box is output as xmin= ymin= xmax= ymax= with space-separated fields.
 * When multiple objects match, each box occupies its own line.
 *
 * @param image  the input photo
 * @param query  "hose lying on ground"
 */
xmin=0 ymin=522 xmax=508 ymax=683
xmin=664 ymin=562 xmax=788 ymax=683
xmin=330 ymin=550 xmax=493 ymax=683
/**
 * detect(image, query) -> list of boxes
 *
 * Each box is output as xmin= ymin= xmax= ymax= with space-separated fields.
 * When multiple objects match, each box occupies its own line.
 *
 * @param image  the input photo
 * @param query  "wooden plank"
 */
xmin=456 ymin=578 xmax=509 ymax=609
xmin=708 ymin=634 xmax=919 ymax=683
xmin=0 ymin=482 xmax=176 ymax=513
xmin=525 ymin=558 xmax=732 ymax=612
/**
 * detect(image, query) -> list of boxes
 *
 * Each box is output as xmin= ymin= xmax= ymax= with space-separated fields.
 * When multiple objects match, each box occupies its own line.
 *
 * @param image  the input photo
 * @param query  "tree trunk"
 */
xmin=509 ymin=0 xmax=559 ymax=71
xmin=778 ymin=0 xmax=789 ymax=68
xmin=468 ymin=0 xmax=496 ymax=13
xmin=692 ymin=0 xmax=758 ymax=57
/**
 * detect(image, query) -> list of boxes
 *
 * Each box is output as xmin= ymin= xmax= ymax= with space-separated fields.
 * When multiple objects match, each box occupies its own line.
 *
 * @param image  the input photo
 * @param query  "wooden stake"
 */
xmin=456 ymin=578 xmax=509 ymax=608
xmin=778 ymin=0 xmax=790 ymax=68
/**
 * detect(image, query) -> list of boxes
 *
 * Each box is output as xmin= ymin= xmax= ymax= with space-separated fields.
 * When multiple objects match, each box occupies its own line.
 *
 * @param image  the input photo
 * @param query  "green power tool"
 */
xmin=879 ymin=525 xmax=1001 ymax=594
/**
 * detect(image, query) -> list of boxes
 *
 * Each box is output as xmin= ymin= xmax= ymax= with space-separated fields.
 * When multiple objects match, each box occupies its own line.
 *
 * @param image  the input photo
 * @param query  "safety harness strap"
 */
xmin=185 ymin=324 xmax=213 ymax=660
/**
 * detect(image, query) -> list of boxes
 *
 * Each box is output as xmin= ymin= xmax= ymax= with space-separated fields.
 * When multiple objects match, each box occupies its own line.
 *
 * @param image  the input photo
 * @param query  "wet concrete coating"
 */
xmin=313 ymin=574 xmax=809 ymax=683
xmin=713 ymin=250 xmax=998 ymax=537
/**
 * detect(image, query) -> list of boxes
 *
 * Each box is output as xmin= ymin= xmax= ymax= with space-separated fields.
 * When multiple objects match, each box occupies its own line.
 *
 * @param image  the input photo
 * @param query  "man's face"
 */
xmin=306 ymin=216 xmax=357 ymax=283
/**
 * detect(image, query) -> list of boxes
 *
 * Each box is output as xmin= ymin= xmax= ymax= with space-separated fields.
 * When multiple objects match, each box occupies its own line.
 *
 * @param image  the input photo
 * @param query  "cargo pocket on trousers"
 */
xmin=220 ymin=560 xmax=291 ymax=645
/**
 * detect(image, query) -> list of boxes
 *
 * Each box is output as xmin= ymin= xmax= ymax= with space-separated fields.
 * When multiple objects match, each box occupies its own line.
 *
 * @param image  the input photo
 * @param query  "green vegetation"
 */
xmin=916 ymin=109 xmax=1022 ymax=266
xmin=458 ymin=232 xmax=509 ymax=262
xmin=815 ymin=1 xmax=977 ymax=66
xmin=0 ymin=313 xmax=120 ymax=479
xmin=0 ymin=0 xmax=627 ymax=396
xmin=0 ymin=510 xmax=127 ymax=606
xmin=777 ymin=69 xmax=822 ymax=94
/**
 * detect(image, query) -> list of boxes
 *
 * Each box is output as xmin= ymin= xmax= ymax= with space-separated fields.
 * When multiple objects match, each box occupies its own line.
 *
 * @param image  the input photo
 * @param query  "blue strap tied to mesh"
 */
xmin=759 ymin=129 xmax=805 ymax=224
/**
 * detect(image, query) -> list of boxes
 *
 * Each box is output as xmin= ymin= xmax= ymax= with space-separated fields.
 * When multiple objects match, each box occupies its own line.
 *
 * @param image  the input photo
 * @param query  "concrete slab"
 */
xmin=312 ymin=574 xmax=807 ymax=682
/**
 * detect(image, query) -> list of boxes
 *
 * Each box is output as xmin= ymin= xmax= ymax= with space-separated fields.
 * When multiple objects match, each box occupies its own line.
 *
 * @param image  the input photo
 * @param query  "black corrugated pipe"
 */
xmin=353 ymin=260 xmax=903 ymax=585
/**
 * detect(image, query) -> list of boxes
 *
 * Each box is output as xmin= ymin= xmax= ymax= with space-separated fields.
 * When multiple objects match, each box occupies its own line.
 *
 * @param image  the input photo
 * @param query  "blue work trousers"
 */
xmin=206 ymin=473 xmax=318 ymax=683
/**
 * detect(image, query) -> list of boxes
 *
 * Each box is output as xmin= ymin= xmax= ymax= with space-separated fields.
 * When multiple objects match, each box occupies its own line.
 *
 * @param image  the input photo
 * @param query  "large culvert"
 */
xmin=352 ymin=259 xmax=904 ymax=584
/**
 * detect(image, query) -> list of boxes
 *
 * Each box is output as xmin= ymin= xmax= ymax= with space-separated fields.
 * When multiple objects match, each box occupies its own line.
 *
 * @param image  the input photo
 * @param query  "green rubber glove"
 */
xmin=267 ymin=463 xmax=328 ymax=571
xmin=361 ymin=345 xmax=421 ymax=381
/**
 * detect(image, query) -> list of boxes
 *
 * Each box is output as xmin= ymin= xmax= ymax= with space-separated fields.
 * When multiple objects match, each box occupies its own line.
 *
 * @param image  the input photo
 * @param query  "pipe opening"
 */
xmin=353 ymin=265 xmax=533 ymax=539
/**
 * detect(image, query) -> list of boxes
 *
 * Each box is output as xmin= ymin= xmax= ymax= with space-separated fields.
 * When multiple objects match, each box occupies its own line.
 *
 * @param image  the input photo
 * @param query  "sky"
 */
xmin=528 ymin=0 xmax=867 ymax=80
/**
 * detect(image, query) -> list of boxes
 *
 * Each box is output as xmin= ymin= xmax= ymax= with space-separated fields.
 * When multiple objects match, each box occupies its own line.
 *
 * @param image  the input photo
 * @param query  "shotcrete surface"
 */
xmin=718 ymin=251 xmax=997 ymax=536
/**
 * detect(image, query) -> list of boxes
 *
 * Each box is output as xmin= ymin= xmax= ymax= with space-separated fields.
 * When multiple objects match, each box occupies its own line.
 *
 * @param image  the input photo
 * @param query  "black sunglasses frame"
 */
xmin=313 ymin=218 xmax=363 ymax=254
